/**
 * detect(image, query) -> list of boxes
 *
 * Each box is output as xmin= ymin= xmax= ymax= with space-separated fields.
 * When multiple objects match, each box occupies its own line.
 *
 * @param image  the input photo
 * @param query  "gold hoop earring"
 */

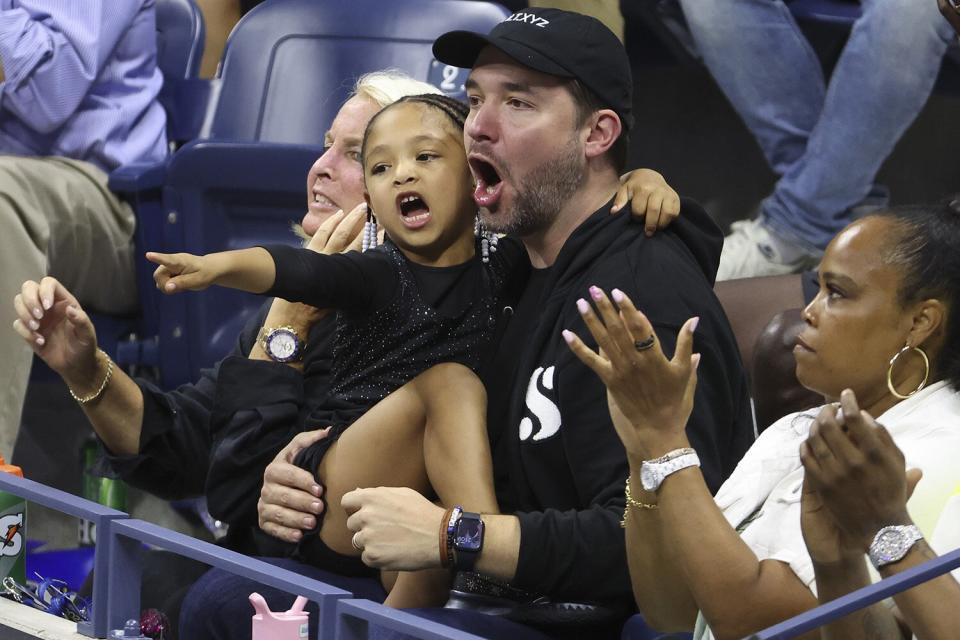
xmin=887 ymin=344 xmax=930 ymax=400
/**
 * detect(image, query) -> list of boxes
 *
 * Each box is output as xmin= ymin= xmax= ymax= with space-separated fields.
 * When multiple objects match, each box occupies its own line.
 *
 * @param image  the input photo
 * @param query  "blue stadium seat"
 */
xmin=105 ymin=0 xmax=209 ymax=372
xmin=156 ymin=0 xmax=205 ymax=79
xmin=142 ymin=0 xmax=510 ymax=389
xmin=155 ymin=0 xmax=211 ymax=146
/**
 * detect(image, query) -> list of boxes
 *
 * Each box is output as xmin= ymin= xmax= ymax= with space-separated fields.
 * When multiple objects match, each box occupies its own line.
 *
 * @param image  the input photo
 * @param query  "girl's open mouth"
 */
xmin=398 ymin=193 xmax=431 ymax=229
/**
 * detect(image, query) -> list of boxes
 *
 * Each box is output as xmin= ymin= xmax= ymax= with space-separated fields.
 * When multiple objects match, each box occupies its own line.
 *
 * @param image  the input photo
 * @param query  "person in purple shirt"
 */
xmin=0 ymin=0 xmax=166 ymax=458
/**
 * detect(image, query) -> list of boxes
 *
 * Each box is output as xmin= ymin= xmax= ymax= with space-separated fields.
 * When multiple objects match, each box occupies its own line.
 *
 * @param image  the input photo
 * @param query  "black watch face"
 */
xmin=455 ymin=518 xmax=484 ymax=552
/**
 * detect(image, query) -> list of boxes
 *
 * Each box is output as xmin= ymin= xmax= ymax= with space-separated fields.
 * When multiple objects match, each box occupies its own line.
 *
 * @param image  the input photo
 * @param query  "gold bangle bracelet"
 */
xmin=621 ymin=476 xmax=658 ymax=527
xmin=68 ymin=349 xmax=114 ymax=405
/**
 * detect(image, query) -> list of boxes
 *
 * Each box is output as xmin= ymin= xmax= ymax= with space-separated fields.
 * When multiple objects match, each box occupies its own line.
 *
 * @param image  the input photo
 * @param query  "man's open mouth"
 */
xmin=469 ymin=157 xmax=504 ymax=209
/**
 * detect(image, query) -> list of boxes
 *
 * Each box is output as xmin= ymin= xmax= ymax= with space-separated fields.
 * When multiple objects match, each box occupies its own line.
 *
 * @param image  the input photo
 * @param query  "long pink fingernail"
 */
xmin=576 ymin=298 xmax=589 ymax=314
xmin=611 ymin=288 xmax=625 ymax=303
xmin=589 ymin=286 xmax=603 ymax=301
xmin=562 ymin=330 xmax=575 ymax=344
xmin=690 ymin=317 xmax=700 ymax=333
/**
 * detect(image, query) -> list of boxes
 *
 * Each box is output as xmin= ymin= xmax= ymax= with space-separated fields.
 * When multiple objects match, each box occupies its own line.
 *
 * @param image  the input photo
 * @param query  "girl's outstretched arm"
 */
xmin=147 ymin=247 xmax=276 ymax=294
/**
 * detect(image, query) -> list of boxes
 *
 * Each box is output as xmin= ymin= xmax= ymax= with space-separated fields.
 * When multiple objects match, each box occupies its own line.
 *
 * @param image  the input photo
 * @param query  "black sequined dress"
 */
xmin=262 ymin=239 xmax=519 ymax=469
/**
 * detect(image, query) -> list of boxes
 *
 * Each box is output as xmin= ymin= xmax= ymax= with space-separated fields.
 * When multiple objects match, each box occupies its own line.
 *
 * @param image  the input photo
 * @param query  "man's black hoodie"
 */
xmin=484 ymin=197 xmax=754 ymax=608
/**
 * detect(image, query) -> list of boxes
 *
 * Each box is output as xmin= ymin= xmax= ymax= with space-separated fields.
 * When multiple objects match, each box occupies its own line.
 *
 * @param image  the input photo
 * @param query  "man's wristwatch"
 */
xmin=258 ymin=325 xmax=304 ymax=363
xmin=452 ymin=511 xmax=484 ymax=572
xmin=640 ymin=448 xmax=700 ymax=492
xmin=869 ymin=524 xmax=924 ymax=569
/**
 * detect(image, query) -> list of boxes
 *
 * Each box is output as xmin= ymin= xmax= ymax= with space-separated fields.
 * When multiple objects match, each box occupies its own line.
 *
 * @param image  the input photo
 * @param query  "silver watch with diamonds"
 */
xmin=640 ymin=448 xmax=700 ymax=492
xmin=258 ymin=325 xmax=304 ymax=363
xmin=868 ymin=524 xmax=924 ymax=569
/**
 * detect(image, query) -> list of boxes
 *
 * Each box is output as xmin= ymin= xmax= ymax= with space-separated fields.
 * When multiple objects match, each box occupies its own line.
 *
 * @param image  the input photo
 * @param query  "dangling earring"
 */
xmin=475 ymin=214 xmax=498 ymax=264
xmin=362 ymin=205 xmax=378 ymax=252
xmin=887 ymin=343 xmax=930 ymax=400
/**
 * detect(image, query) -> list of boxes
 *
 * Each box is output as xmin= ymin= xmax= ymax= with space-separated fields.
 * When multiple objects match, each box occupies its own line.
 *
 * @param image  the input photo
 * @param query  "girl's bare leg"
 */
xmin=315 ymin=363 xmax=498 ymax=607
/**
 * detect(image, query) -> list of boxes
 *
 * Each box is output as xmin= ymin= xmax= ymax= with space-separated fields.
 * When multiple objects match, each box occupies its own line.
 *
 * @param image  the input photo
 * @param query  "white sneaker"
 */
xmin=716 ymin=219 xmax=820 ymax=281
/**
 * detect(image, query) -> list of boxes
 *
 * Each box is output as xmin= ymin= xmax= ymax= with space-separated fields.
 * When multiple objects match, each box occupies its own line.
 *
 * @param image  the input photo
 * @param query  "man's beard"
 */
xmin=484 ymin=137 xmax=586 ymax=237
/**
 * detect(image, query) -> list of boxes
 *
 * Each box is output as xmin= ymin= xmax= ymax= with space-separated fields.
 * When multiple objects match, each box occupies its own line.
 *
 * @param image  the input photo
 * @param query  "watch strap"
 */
xmin=641 ymin=450 xmax=700 ymax=492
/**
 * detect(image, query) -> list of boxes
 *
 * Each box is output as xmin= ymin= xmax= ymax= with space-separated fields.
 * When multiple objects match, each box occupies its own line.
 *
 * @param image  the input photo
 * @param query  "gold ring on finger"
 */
xmin=634 ymin=335 xmax=655 ymax=352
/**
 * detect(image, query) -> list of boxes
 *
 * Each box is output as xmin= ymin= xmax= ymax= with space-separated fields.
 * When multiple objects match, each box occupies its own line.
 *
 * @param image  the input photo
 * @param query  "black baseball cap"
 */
xmin=433 ymin=8 xmax=633 ymax=131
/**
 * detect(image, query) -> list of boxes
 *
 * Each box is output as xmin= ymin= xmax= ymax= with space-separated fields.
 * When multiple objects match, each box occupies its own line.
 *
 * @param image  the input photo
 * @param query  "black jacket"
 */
xmin=101 ymin=302 xmax=336 ymax=553
xmin=488 ymin=198 xmax=754 ymax=605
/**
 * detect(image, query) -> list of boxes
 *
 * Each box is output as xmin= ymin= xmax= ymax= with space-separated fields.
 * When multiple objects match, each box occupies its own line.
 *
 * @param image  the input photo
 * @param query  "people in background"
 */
xmin=0 ymin=0 xmax=167 ymax=460
xmin=675 ymin=0 xmax=956 ymax=281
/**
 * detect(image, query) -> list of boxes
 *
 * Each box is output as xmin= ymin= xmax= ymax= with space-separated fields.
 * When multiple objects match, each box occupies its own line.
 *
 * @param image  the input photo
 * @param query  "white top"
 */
xmin=694 ymin=380 xmax=960 ymax=640
xmin=930 ymin=491 xmax=960 ymax=583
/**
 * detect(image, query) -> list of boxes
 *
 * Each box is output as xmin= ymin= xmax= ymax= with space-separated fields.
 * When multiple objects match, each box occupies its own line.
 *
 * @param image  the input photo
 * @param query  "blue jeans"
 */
xmin=677 ymin=0 xmax=955 ymax=249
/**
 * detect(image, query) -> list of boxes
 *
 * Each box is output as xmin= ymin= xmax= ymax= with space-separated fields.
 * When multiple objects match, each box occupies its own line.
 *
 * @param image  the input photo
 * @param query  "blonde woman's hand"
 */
xmin=563 ymin=285 xmax=699 ymax=461
xmin=305 ymin=202 xmax=367 ymax=255
xmin=12 ymin=277 xmax=99 ymax=381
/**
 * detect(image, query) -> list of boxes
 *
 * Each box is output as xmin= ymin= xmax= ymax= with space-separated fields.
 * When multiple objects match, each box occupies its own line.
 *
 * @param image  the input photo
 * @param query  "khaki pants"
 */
xmin=0 ymin=156 xmax=137 ymax=459
xmin=530 ymin=0 xmax=624 ymax=40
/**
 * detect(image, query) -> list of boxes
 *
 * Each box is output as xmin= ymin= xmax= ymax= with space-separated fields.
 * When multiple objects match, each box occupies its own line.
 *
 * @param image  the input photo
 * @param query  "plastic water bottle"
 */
xmin=79 ymin=435 xmax=127 ymax=545
xmin=250 ymin=592 xmax=309 ymax=639
xmin=0 ymin=454 xmax=26 ymax=583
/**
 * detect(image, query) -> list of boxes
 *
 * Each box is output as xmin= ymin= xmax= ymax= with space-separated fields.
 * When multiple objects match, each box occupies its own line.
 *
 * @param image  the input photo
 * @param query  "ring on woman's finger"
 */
xmin=634 ymin=335 xmax=655 ymax=351
xmin=351 ymin=532 xmax=363 ymax=551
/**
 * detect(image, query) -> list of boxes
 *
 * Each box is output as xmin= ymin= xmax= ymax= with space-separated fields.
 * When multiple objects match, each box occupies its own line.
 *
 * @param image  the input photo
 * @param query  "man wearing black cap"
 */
xmin=341 ymin=7 xmax=754 ymax=637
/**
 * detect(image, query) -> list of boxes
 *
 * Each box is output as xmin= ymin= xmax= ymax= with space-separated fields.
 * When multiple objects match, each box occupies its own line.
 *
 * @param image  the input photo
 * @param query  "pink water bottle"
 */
xmin=250 ymin=592 xmax=309 ymax=640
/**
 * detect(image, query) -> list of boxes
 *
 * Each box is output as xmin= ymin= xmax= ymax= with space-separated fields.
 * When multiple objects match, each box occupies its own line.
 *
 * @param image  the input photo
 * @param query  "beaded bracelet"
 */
xmin=620 ymin=476 xmax=658 ymax=528
xmin=67 ymin=349 xmax=114 ymax=405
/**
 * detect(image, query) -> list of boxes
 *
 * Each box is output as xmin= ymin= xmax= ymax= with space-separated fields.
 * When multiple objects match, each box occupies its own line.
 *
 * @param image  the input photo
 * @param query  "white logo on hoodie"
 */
xmin=518 ymin=366 xmax=561 ymax=442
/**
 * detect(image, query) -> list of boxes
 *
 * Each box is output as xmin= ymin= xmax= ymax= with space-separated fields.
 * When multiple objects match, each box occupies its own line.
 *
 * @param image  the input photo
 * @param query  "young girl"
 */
xmin=149 ymin=94 xmax=519 ymax=607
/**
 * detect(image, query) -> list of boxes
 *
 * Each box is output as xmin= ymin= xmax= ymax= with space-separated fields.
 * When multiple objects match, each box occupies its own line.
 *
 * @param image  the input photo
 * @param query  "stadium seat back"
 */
xmin=209 ymin=0 xmax=510 ymax=142
xmin=156 ymin=0 xmax=205 ymax=80
xmin=155 ymin=0 xmax=210 ymax=145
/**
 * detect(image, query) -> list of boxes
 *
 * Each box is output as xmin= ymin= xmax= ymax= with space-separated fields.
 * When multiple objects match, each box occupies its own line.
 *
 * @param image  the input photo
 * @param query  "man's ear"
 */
xmin=583 ymin=109 xmax=622 ymax=161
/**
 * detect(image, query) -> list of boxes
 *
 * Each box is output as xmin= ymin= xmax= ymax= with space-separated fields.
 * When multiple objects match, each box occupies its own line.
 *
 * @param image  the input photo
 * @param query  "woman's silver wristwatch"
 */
xmin=868 ymin=524 xmax=924 ymax=569
xmin=640 ymin=448 xmax=699 ymax=492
